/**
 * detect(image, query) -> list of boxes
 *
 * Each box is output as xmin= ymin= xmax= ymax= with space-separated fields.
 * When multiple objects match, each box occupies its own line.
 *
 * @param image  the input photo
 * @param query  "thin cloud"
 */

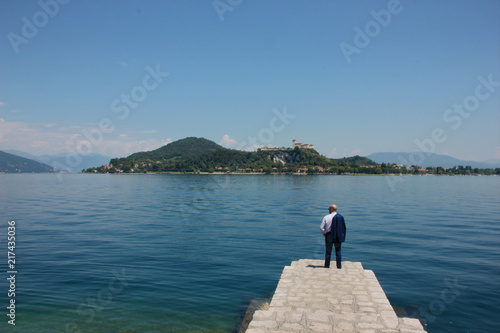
xmin=96 ymin=137 xmax=172 ymax=157
xmin=220 ymin=134 xmax=237 ymax=147
xmin=242 ymin=144 xmax=263 ymax=151
xmin=0 ymin=119 xmax=173 ymax=157
xmin=328 ymin=147 xmax=337 ymax=158
xmin=350 ymin=149 xmax=361 ymax=156
xmin=0 ymin=119 xmax=67 ymax=154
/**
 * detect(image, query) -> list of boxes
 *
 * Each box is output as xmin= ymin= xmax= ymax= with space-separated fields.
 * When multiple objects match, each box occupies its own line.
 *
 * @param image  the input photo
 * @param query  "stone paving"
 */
xmin=245 ymin=259 xmax=427 ymax=333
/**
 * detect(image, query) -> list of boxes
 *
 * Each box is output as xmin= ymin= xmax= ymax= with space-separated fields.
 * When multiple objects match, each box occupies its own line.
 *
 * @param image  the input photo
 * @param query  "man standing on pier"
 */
xmin=320 ymin=204 xmax=346 ymax=269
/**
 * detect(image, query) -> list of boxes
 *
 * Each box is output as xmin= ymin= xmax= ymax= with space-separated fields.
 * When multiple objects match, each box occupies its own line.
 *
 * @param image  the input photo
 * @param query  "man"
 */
xmin=320 ymin=204 xmax=346 ymax=268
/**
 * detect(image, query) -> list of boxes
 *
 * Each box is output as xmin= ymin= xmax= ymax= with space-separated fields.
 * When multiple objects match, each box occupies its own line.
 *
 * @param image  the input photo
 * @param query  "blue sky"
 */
xmin=0 ymin=0 xmax=499 ymax=162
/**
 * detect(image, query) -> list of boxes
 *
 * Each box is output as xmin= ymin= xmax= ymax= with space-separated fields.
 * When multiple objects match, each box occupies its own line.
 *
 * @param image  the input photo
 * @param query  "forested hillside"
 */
xmin=0 ymin=150 xmax=59 ymax=173
xmin=83 ymin=137 xmax=378 ymax=174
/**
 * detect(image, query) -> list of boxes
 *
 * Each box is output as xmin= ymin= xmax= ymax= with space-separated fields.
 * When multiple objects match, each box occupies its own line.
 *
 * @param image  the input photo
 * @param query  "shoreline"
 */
xmin=79 ymin=171 xmax=498 ymax=176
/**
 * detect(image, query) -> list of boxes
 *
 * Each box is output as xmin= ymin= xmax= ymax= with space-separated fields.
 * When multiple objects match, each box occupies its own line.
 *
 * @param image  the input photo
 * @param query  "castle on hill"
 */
xmin=261 ymin=139 xmax=315 ymax=151
xmin=292 ymin=139 xmax=314 ymax=149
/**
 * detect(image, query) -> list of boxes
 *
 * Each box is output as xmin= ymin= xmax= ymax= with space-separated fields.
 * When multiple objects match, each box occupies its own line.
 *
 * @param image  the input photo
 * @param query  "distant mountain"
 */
xmin=0 ymin=150 xmax=59 ymax=173
xmin=483 ymin=158 xmax=500 ymax=165
xmin=4 ymin=149 xmax=112 ymax=172
xmin=368 ymin=152 xmax=500 ymax=169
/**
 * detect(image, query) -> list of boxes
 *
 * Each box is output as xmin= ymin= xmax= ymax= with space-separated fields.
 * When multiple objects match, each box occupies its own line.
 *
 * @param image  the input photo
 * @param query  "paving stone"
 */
xmin=381 ymin=310 xmax=399 ymax=328
xmin=327 ymin=297 xmax=340 ymax=305
xmin=252 ymin=310 xmax=276 ymax=321
xmin=340 ymin=298 xmax=354 ymax=305
xmin=357 ymin=315 xmax=379 ymax=323
xmin=248 ymin=320 xmax=278 ymax=329
xmin=270 ymin=311 xmax=284 ymax=323
xmin=356 ymin=301 xmax=375 ymax=307
xmin=335 ymin=321 xmax=355 ymax=332
xmin=331 ymin=311 xmax=356 ymax=322
xmin=244 ymin=328 xmax=268 ymax=333
xmin=279 ymin=322 xmax=305 ymax=331
xmin=357 ymin=322 xmax=386 ymax=329
xmin=308 ymin=321 xmax=333 ymax=332
xmin=306 ymin=309 xmax=331 ymax=322
xmin=285 ymin=311 xmax=304 ymax=323
xmin=399 ymin=317 xmax=425 ymax=329
xmin=358 ymin=307 xmax=377 ymax=313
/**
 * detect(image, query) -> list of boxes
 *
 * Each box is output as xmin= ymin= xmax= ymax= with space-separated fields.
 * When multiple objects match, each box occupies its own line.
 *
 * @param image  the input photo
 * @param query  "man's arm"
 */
xmin=320 ymin=217 xmax=327 ymax=236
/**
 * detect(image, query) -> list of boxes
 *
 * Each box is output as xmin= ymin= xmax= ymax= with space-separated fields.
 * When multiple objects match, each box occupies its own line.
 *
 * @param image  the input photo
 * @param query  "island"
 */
xmin=83 ymin=137 xmax=500 ymax=176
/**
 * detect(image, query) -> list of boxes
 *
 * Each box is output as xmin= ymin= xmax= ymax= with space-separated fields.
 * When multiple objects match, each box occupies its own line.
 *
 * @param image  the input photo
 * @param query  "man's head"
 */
xmin=329 ymin=204 xmax=337 ymax=213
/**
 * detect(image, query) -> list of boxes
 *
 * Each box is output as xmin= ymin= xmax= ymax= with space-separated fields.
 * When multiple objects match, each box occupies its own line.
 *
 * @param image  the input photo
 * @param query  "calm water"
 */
xmin=0 ymin=174 xmax=499 ymax=332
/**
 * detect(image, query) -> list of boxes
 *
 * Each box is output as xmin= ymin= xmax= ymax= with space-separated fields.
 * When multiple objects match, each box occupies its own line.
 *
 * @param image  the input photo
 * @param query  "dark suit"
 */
xmin=325 ymin=213 xmax=346 ymax=268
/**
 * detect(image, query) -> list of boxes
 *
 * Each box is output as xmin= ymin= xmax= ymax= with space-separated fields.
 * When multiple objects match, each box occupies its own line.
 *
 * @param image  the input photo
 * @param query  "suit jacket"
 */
xmin=328 ymin=213 xmax=346 ymax=243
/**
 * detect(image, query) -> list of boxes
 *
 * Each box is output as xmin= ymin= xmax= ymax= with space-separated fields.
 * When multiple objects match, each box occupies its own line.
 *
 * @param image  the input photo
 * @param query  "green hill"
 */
xmin=125 ymin=137 xmax=223 ymax=162
xmin=0 ymin=150 xmax=59 ymax=173
xmin=84 ymin=137 xmax=379 ymax=174
xmin=332 ymin=155 xmax=377 ymax=167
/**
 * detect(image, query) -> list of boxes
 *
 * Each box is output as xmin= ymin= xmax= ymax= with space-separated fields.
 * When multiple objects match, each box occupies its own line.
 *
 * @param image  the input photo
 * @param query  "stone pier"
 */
xmin=245 ymin=260 xmax=427 ymax=333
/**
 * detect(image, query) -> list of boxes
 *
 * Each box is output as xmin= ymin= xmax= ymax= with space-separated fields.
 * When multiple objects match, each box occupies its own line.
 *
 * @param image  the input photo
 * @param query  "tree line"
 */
xmin=83 ymin=147 xmax=499 ymax=175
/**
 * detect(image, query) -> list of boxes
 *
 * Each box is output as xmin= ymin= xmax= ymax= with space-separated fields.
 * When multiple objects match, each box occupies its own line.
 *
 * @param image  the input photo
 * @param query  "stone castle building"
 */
xmin=292 ymin=139 xmax=315 ymax=149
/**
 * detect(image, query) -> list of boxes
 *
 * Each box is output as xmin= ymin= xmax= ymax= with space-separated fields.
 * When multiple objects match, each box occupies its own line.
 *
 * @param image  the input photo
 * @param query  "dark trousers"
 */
xmin=325 ymin=237 xmax=342 ymax=268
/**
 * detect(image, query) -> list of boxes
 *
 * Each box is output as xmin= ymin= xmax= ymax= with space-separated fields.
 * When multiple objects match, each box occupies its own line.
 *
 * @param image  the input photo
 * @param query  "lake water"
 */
xmin=0 ymin=174 xmax=499 ymax=332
